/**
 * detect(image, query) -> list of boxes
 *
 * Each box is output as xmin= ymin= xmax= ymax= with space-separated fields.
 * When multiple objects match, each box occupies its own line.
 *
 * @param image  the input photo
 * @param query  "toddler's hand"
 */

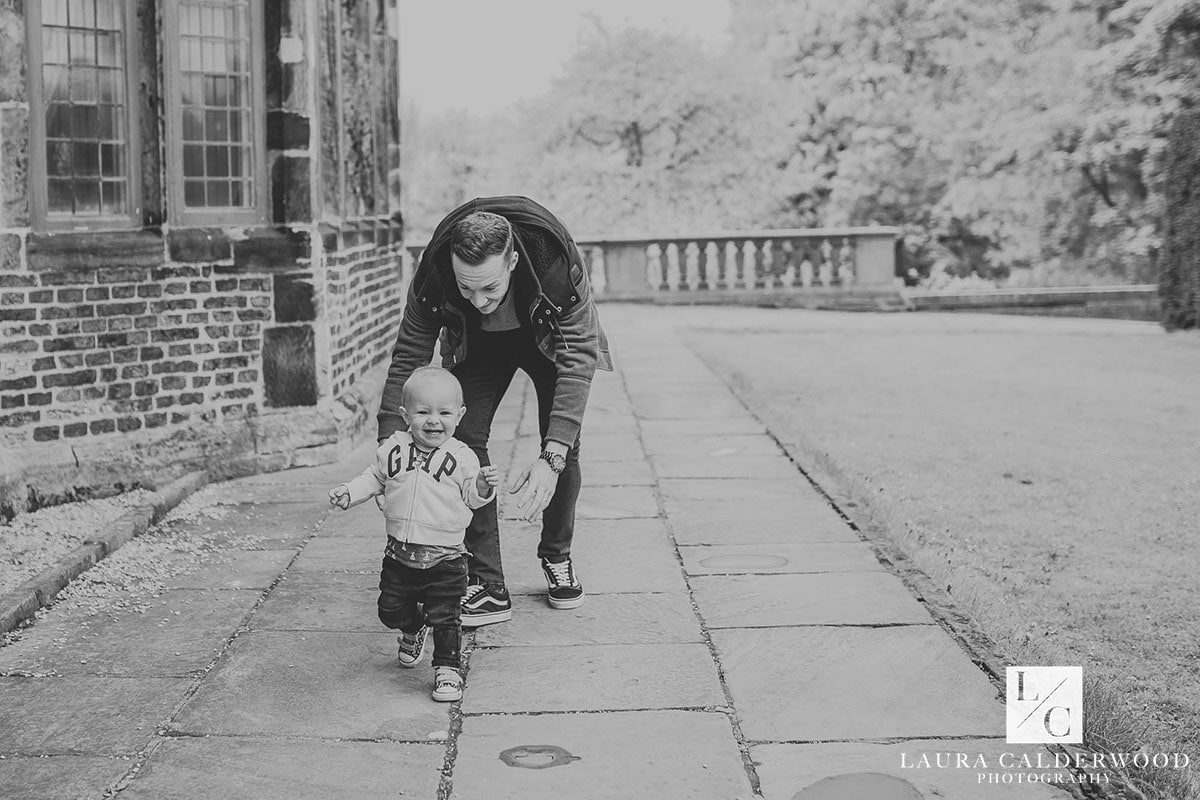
xmin=477 ymin=465 xmax=500 ymax=494
xmin=328 ymin=484 xmax=351 ymax=510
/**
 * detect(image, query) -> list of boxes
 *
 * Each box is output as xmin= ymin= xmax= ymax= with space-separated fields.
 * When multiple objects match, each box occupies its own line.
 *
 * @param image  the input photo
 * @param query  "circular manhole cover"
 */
xmin=698 ymin=554 xmax=789 ymax=570
xmin=499 ymin=745 xmax=581 ymax=770
xmin=792 ymin=772 xmax=924 ymax=800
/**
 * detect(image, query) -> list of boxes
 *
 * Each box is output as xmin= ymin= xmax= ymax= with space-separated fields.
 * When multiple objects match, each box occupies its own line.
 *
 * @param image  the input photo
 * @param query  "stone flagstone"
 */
xmin=452 ymin=711 xmax=753 ymax=800
xmin=666 ymin=499 xmax=857 ymax=545
xmin=711 ymin=626 xmax=1002 ymax=741
xmin=0 ymin=756 xmax=132 ymax=800
xmin=752 ymin=740 xmax=1074 ymax=799
xmin=250 ymin=570 xmax=379 ymax=632
xmin=472 ymin=592 xmax=701 ymax=647
xmin=119 ymin=737 xmax=444 ymax=800
xmin=691 ymin=572 xmax=933 ymax=628
xmin=172 ymin=630 xmax=450 ymax=740
xmin=463 ymin=643 xmax=725 ymax=714
xmin=679 ymin=542 xmax=883 ymax=575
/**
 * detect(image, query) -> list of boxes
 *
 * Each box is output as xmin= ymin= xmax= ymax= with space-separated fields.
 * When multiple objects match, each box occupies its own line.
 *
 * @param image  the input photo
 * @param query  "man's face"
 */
xmin=452 ymin=249 xmax=517 ymax=315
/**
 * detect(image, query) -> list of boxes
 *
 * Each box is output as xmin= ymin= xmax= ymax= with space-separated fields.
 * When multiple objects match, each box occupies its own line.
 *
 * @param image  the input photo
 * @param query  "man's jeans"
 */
xmin=378 ymin=554 xmax=467 ymax=668
xmin=452 ymin=328 xmax=582 ymax=590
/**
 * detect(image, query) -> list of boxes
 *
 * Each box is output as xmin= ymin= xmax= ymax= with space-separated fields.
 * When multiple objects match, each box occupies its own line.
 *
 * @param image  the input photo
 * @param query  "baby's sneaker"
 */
xmin=397 ymin=625 xmax=428 ymax=668
xmin=432 ymin=666 xmax=463 ymax=702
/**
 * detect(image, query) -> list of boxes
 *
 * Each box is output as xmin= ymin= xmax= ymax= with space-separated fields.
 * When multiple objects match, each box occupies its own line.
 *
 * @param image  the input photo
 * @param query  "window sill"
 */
xmin=27 ymin=228 xmax=164 ymax=272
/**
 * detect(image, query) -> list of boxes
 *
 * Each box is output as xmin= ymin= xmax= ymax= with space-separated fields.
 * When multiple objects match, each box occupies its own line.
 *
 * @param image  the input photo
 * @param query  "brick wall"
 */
xmin=1 ymin=261 xmax=272 ymax=448
xmin=325 ymin=234 xmax=407 ymax=404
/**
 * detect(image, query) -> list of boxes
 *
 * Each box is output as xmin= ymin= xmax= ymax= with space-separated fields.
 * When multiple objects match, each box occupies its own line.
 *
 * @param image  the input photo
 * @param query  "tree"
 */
xmin=1161 ymin=105 xmax=1200 ymax=328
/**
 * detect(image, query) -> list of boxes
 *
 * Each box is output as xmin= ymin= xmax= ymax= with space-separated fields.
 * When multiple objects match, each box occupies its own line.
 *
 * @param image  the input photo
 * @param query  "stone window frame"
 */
xmin=25 ymin=0 xmax=144 ymax=233
xmin=161 ymin=0 xmax=268 ymax=228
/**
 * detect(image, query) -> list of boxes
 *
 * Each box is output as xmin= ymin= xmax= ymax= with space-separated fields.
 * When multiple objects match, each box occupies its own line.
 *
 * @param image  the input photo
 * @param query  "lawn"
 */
xmin=679 ymin=308 xmax=1200 ymax=764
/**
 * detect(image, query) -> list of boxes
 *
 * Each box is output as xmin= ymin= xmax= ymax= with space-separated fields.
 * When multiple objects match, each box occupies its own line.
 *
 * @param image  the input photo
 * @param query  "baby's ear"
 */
xmin=398 ymin=406 xmax=411 ymax=425
xmin=455 ymin=405 xmax=466 ymax=423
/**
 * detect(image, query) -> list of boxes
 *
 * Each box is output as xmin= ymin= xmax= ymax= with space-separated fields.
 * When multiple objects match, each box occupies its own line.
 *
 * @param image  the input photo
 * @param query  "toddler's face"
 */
xmin=400 ymin=381 xmax=465 ymax=449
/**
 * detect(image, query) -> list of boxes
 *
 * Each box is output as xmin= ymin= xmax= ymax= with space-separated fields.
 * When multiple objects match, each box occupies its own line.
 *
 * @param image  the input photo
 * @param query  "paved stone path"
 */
xmin=0 ymin=307 xmax=1075 ymax=799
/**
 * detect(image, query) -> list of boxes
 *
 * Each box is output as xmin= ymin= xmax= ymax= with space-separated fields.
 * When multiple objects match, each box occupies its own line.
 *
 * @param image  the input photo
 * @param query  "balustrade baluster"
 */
xmin=696 ymin=240 xmax=710 ymax=290
xmin=769 ymin=239 xmax=787 ymax=289
xmin=650 ymin=242 xmax=668 ymax=292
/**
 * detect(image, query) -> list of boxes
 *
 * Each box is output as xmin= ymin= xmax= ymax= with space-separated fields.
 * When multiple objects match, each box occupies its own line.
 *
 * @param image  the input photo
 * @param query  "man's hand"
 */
xmin=508 ymin=458 xmax=559 ymax=522
xmin=328 ymin=484 xmax=351 ymax=510
xmin=476 ymin=465 xmax=500 ymax=495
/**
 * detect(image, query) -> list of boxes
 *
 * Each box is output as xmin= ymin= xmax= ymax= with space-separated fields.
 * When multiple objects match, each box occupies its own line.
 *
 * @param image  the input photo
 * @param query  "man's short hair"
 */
xmin=401 ymin=365 xmax=463 ymax=408
xmin=450 ymin=211 xmax=513 ymax=266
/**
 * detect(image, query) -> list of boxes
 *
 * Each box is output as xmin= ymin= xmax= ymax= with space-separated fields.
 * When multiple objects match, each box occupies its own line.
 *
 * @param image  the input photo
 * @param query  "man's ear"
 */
xmin=507 ymin=249 xmax=518 ymax=271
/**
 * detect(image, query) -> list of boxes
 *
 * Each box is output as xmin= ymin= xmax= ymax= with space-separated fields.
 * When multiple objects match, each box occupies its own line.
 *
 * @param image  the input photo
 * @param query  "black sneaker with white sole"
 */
xmin=541 ymin=557 xmax=584 ymax=609
xmin=461 ymin=583 xmax=512 ymax=628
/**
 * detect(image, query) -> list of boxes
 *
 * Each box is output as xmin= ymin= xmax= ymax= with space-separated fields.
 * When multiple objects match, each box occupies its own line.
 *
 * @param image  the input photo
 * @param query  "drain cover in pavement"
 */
xmin=499 ymin=745 xmax=581 ymax=769
xmin=699 ymin=554 xmax=790 ymax=570
xmin=792 ymin=772 xmax=924 ymax=799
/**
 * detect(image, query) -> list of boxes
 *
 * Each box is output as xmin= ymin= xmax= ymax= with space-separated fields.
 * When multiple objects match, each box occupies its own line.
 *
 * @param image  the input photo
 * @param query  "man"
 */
xmin=378 ymin=196 xmax=612 ymax=627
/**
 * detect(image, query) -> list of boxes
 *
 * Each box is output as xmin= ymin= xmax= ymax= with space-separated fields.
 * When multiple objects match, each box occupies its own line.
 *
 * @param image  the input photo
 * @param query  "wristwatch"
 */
xmin=539 ymin=450 xmax=567 ymax=474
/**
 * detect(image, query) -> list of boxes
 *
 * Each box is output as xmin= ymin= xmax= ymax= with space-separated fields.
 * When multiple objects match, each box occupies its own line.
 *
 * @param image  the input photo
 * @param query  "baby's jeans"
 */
xmin=377 ymin=554 xmax=467 ymax=669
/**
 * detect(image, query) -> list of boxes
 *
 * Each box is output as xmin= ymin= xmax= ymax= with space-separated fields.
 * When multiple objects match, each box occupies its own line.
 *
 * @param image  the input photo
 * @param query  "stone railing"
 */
xmin=404 ymin=227 xmax=902 ymax=299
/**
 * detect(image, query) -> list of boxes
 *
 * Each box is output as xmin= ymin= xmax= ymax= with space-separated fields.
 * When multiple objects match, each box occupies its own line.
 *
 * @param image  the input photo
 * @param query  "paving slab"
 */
xmin=504 ymin=485 xmax=659 ymax=520
xmin=451 ymin=711 xmax=753 ymax=800
xmin=497 ymin=519 xmax=687 ymax=595
xmin=640 ymin=433 xmax=782 ymax=458
xmin=659 ymin=477 xmax=812 ymax=504
xmin=711 ymin=627 xmax=1001 ymax=741
xmin=652 ymin=454 xmax=799 ymax=480
xmin=287 ymin=533 xmax=383 ymax=573
xmin=575 ymin=403 xmax=640 ymax=434
xmin=251 ymin=570 xmax=379 ymax=632
xmin=639 ymin=417 xmax=765 ymax=436
xmin=119 ymin=736 xmax=444 ymax=800
xmin=211 ymin=483 xmax=333 ymax=506
xmin=0 ymin=590 xmax=259 ymax=677
xmin=666 ymin=499 xmax=857 ymax=545
xmin=628 ymin=394 xmax=749 ymax=420
xmin=580 ymin=458 xmax=656 ymax=486
xmin=473 ymin=592 xmax=701 ymax=647
xmin=577 ymin=433 xmax=645 ymax=462
xmin=752 ymin=740 xmax=1074 ymax=800
xmin=691 ymin=573 xmax=933 ymax=628
xmin=157 ymin=502 xmax=323 ymax=550
xmin=164 ymin=549 xmax=297 ymax=590
xmin=172 ymin=630 xmax=450 ymax=740
xmin=463 ymin=643 xmax=725 ymax=713
xmin=0 ymin=755 xmax=133 ymax=800
xmin=679 ymin=543 xmax=883 ymax=575
xmin=0 ymin=676 xmax=190 ymax=753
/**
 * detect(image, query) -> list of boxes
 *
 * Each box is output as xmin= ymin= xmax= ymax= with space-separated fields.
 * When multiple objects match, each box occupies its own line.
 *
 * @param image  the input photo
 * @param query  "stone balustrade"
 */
xmin=405 ymin=227 xmax=902 ymax=298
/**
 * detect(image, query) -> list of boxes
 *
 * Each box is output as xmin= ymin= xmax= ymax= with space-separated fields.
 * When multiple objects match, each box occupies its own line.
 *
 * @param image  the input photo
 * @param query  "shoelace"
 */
xmin=463 ymin=583 xmax=489 ymax=601
xmin=435 ymin=670 xmax=462 ymax=689
xmin=544 ymin=560 xmax=575 ymax=587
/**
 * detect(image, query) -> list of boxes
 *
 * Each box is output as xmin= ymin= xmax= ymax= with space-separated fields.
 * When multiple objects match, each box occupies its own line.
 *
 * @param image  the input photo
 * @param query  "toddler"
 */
xmin=329 ymin=366 xmax=498 ymax=701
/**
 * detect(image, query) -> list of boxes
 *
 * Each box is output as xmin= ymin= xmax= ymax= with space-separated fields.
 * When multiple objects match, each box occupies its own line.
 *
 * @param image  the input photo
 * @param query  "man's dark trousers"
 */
xmin=452 ymin=328 xmax=582 ymax=590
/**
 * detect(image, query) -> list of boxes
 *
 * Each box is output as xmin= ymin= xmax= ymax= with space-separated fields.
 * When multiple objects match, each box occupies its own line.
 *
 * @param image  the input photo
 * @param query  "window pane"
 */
xmin=48 ymin=179 xmax=74 ymax=211
xmin=46 ymin=102 xmax=72 ymax=138
xmin=207 ymin=181 xmax=229 ymax=206
xmin=184 ymin=180 xmax=205 ymax=206
xmin=42 ymin=0 xmax=132 ymax=220
xmin=178 ymin=0 xmax=255 ymax=209
xmin=101 ymin=180 xmax=125 ymax=213
xmin=183 ymin=144 xmax=205 ymax=177
xmin=75 ymin=181 xmax=100 ymax=214
xmin=73 ymin=142 xmax=100 ymax=176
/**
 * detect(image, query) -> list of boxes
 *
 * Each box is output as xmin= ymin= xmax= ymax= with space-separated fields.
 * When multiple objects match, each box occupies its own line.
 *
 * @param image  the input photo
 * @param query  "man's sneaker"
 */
xmin=396 ymin=625 xmax=428 ymax=667
xmin=461 ymin=583 xmax=512 ymax=628
xmin=541 ymin=557 xmax=584 ymax=609
xmin=432 ymin=666 xmax=463 ymax=702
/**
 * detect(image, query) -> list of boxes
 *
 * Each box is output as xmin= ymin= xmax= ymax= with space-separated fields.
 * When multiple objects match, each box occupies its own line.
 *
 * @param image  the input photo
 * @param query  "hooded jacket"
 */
xmin=378 ymin=196 xmax=612 ymax=446
xmin=343 ymin=432 xmax=494 ymax=548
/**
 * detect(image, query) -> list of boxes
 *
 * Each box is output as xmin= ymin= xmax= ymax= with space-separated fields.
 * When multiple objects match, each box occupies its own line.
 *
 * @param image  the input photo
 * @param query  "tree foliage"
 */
xmin=401 ymin=1 xmax=1200 ymax=295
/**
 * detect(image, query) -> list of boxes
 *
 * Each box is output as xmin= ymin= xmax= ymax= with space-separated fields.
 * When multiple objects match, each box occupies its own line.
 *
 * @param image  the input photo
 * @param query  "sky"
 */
xmin=397 ymin=0 xmax=733 ymax=115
